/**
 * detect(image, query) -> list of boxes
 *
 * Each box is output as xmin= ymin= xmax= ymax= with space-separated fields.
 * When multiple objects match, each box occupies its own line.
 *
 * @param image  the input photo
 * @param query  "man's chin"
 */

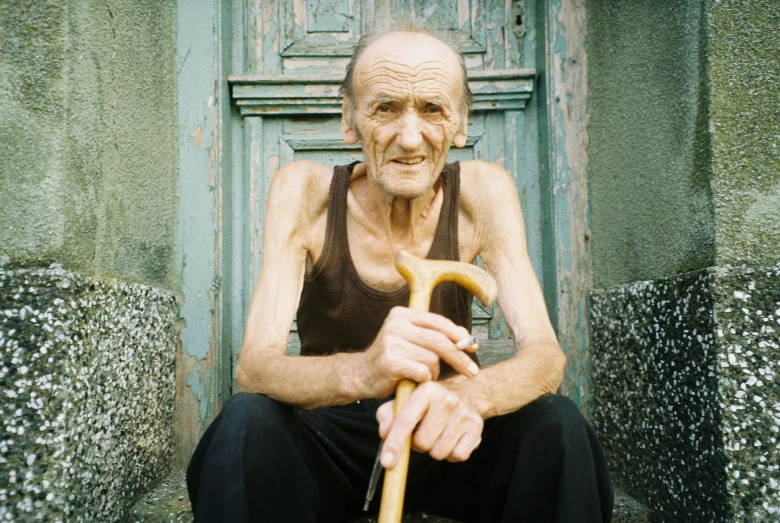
xmin=391 ymin=187 xmax=429 ymax=200
xmin=375 ymin=168 xmax=439 ymax=199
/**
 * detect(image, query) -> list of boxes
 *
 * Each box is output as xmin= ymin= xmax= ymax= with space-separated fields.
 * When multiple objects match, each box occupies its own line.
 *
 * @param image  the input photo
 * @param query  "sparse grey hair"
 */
xmin=339 ymin=21 xmax=473 ymax=130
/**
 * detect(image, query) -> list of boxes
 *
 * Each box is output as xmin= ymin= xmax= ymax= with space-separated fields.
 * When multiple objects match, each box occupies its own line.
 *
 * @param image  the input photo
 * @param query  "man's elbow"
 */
xmin=235 ymin=345 xmax=285 ymax=392
xmin=235 ymin=354 xmax=253 ymax=392
xmin=546 ymin=344 xmax=567 ymax=393
xmin=235 ymin=346 xmax=266 ymax=392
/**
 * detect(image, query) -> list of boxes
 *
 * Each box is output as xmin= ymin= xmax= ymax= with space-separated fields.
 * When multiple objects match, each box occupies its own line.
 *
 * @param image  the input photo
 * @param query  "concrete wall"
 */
xmin=588 ymin=1 xmax=780 ymax=519
xmin=0 ymin=0 xmax=177 ymax=290
xmin=588 ymin=0 xmax=780 ymax=288
xmin=591 ymin=267 xmax=780 ymax=521
xmin=0 ymin=1 xmax=179 ymax=520
xmin=587 ymin=0 xmax=715 ymax=288
xmin=707 ymin=0 xmax=780 ymax=267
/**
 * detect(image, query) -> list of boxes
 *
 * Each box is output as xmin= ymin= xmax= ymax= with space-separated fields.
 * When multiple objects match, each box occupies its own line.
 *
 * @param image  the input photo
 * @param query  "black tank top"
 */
xmin=295 ymin=162 xmax=474 ymax=376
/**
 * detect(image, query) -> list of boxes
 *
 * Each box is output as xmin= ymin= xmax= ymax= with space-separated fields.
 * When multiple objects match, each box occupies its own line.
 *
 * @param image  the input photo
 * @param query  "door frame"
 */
xmin=173 ymin=0 xmax=591 ymax=465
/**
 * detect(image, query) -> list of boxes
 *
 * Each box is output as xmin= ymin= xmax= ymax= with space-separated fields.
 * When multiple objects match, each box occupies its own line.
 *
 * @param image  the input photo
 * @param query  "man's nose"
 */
xmin=396 ymin=112 xmax=423 ymax=151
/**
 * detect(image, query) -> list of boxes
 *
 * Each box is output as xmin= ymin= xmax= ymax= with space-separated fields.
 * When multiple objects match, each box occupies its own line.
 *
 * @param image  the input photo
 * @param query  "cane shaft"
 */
xmin=377 ymin=290 xmax=429 ymax=523
xmin=377 ymin=378 xmax=415 ymax=523
xmin=377 ymin=251 xmax=497 ymax=523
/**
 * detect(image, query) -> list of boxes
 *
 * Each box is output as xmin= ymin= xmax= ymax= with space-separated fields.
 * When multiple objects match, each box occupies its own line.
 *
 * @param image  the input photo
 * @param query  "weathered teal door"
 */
xmin=227 ymin=0 xmax=543 ymax=388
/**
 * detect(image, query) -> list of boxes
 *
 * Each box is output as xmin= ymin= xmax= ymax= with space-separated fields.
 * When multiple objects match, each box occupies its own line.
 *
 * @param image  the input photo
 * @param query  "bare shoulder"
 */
xmin=268 ymin=160 xmax=333 ymax=223
xmin=458 ymin=160 xmax=519 ymax=219
xmin=457 ymin=160 xmax=524 ymax=262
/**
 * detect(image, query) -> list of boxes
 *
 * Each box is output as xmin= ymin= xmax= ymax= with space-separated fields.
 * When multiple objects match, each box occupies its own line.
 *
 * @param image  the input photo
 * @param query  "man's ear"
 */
xmin=341 ymin=99 xmax=360 ymax=144
xmin=453 ymin=113 xmax=468 ymax=148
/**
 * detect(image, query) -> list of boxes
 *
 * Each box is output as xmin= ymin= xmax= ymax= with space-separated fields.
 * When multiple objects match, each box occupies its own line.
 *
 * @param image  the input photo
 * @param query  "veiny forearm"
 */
xmin=236 ymin=347 xmax=370 ymax=409
xmin=442 ymin=340 xmax=566 ymax=419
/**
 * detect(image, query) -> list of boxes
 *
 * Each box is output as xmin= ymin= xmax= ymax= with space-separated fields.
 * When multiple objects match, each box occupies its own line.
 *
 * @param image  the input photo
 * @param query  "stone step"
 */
xmin=123 ymin=471 xmax=191 ymax=523
xmin=125 ymin=470 xmax=652 ymax=522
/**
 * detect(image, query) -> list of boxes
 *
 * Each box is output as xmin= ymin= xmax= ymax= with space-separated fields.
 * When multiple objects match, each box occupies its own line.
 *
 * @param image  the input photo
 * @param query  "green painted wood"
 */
xmin=535 ymin=0 xmax=593 ymax=412
xmin=307 ymin=0 xmax=352 ymax=33
xmin=174 ymin=0 xmax=236 ymax=466
xmin=281 ymin=0 xmax=362 ymax=58
xmin=228 ymin=70 xmax=535 ymax=116
xmin=167 ymin=0 xmax=593 ymax=485
xmin=178 ymin=0 xmax=595 ymax=452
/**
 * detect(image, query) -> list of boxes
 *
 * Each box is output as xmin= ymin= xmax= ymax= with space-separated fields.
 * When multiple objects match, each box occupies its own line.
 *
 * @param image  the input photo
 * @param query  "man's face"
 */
xmin=342 ymin=32 xmax=468 ymax=199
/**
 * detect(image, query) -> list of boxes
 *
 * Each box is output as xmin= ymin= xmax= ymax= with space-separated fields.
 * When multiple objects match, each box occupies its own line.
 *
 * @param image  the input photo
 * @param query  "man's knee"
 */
xmin=531 ymin=393 xmax=583 ymax=423
xmin=509 ymin=394 xmax=590 ymax=444
xmin=219 ymin=392 xmax=294 ymax=438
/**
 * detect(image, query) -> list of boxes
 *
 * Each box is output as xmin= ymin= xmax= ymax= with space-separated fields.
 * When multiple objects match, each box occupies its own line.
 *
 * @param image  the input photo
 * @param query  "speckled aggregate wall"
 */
xmin=0 ymin=263 xmax=178 ymax=521
xmin=591 ymin=266 xmax=780 ymax=521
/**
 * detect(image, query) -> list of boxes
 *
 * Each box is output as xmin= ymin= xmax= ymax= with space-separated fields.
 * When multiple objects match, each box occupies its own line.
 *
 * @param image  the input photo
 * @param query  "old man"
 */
xmin=187 ymin=24 xmax=613 ymax=522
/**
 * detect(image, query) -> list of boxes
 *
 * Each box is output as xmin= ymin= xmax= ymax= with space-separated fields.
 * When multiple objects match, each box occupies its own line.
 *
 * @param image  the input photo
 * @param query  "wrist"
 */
xmin=336 ymin=351 xmax=369 ymax=401
xmin=443 ymin=375 xmax=494 ymax=419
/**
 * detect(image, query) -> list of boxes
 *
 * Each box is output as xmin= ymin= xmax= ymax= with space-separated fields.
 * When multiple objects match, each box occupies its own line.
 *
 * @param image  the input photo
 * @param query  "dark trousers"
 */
xmin=187 ymin=393 xmax=613 ymax=523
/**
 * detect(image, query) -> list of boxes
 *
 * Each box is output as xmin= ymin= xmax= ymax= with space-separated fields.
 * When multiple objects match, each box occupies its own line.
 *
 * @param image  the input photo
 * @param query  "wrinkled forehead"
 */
xmin=354 ymin=33 xmax=464 ymax=105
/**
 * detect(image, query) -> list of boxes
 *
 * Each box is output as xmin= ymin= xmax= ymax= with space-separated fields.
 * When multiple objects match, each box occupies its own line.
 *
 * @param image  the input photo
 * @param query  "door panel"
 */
xmin=230 ymin=1 xmax=540 ymax=386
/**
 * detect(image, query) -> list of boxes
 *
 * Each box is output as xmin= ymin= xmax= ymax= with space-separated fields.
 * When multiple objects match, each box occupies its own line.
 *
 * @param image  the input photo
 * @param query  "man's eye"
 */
xmin=378 ymin=105 xmax=390 ymax=113
xmin=427 ymin=106 xmax=441 ymax=114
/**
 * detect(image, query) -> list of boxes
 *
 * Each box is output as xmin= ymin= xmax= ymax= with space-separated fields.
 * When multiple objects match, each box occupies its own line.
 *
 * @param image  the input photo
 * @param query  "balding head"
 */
xmin=340 ymin=23 xmax=472 ymax=131
xmin=337 ymin=24 xmax=471 ymax=200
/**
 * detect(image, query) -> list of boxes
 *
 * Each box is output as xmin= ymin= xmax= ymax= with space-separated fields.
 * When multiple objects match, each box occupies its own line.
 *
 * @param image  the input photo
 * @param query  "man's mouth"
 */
xmin=393 ymin=157 xmax=424 ymax=165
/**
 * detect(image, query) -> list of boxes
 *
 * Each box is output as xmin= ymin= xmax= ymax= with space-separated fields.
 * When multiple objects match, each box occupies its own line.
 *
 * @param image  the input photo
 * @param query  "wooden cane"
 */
xmin=377 ymin=250 xmax=498 ymax=523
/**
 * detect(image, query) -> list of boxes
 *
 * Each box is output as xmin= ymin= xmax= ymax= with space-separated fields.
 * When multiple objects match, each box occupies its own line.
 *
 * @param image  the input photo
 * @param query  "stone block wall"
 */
xmin=0 ymin=1 xmax=179 ymax=518
xmin=587 ymin=1 xmax=779 ymax=520
xmin=0 ymin=263 xmax=178 ymax=521
xmin=590 ymin=266 xmax=780 ymax=521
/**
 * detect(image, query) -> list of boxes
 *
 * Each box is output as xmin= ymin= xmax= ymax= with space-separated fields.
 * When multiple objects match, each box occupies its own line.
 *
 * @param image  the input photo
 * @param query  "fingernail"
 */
xmin=381 ymin=451 xmax=395 ymax=468
xmin=468 ymin=362 xmax=479 ymax=376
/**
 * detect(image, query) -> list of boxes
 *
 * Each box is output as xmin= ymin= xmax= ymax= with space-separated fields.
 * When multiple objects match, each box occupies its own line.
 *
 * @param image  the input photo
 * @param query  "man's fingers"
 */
xmin=378 ymin=307 xmax=479 ymax=382
xmin=403 ymin=309 xmax=472 ymax=343
xmin=427 ymin=403 xmax=472 ymax=460
xmin=446 ymin=433 xmax=482 ymax=462
xmin=380 ymin=390 xmax=431 ymax=469
xmin=407 ymin=325 xmax=479 ymax=378
xmin=411 ymin=392 xmax=458 ymax=452
xmin=378 ymin=383 xmax=484 ymax=467
xmin=376 ymin=401 xmax=395 ymax=439
xmin=385 ymin=349 xmax=439 ymax=383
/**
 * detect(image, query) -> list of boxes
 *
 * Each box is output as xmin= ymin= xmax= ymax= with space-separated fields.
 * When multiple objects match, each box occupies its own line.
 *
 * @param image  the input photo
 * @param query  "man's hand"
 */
xmin=360 ymin=307 xmax=480 ymax=399
xmin=376 ymin=381 xmax=484 ymax=467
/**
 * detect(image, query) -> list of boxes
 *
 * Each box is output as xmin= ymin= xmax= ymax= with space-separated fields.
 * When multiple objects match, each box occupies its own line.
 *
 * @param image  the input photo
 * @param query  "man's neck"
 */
xmin=351 ymin=164 xmax=443 ymax=252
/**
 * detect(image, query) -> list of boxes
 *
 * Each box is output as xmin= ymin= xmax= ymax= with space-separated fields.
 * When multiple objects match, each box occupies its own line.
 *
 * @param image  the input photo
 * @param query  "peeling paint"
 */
xmin=175 ymin=0 xmax=227 ymax=466
xmin=186 ymin=368 xmax=208 ymax=421
xmin=544 ymin=0 xmax=592 ymax=413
